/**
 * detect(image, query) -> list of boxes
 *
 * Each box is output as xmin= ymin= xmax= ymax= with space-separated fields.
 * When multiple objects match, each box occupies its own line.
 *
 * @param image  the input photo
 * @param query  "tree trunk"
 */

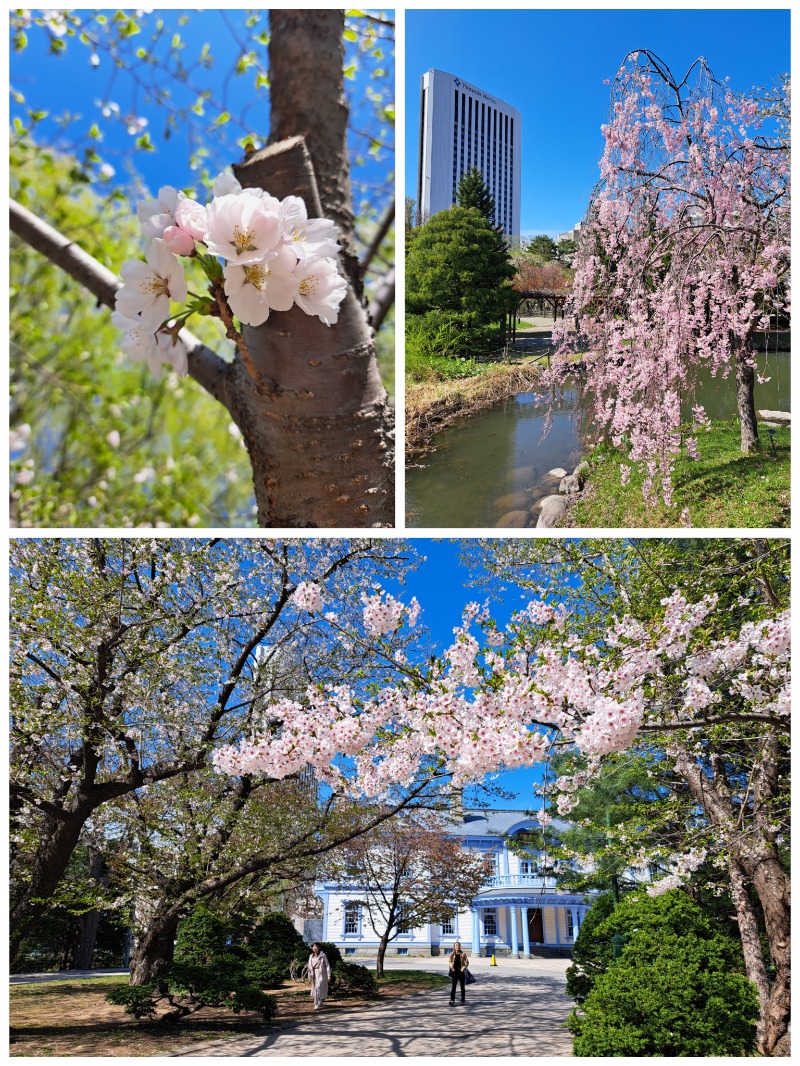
xmin=375 ymin=930 xmax=390 ymax=978
xmin=743 ymin=849 xmax=791 ymax=1056
xmin=67 ymin=850 xmax=109 ymax=969
xmin=728 ymin=857 xmax=771 ymax=1053
xmin=734 ymin=341 xmax=760 ymax=453
xmin=223 ymin=9 xmax=395 ymax=528
xmin=129 ymin=911 xmax=181 ymax=986
xmin=10 ymin=812 xmax=85 ymax=960
xmin=230 ymin=140 xmax=393 ymax=527
xmin=69 ymin=910 xmax=102 ymax=970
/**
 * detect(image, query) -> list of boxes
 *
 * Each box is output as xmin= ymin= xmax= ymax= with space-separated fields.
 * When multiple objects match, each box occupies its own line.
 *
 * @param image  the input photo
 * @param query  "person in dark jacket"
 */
xmin=448 ymin=941 xmax=470 ymax=1005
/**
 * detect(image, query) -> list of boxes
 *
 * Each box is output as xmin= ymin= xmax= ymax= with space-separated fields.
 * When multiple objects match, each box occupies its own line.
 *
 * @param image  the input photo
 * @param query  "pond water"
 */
xmin=405 ymin=350 xmax=790 ymax=529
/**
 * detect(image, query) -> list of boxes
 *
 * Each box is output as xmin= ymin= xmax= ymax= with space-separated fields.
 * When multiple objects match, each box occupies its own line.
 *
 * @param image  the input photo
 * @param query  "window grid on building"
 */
xmin=483 ymin=908 xmax=498 ymax=936
xmin=343 ymin=902 xmax=360 ymax=935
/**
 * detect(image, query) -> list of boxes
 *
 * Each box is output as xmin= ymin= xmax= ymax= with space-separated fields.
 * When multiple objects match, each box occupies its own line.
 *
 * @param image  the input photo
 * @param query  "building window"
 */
xmin=345 ymin=947 xmax=356 ymax=956
xmin=566 ymin=910 xmax=575 ymax=940
xmin=441 ymin=916 xmax=455 ymax=936
xmin=343 ymin=902 xmax=360 ymax=935
xmin=483 ymin=908 xmax=498 ymax=936
xmin=396 ymin=905 xmax=410 ymax=935
xmin=396 ymin=947 xmax=408 ymax=955
xmin=483 ymin=851 xmax=498 ymax=877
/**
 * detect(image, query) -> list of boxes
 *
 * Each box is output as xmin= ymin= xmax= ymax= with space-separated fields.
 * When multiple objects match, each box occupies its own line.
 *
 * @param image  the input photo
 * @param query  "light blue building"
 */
xmin=316 ymin=808 xmax=593 ymax=958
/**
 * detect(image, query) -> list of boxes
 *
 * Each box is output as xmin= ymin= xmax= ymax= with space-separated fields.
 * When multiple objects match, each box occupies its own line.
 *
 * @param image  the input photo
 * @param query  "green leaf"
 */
xmin=88 ymin=123 xmax=101 ymax=139
xmin=255 ymin=72 xmax=269 ymax=90
xmin=213 ymin=111 xmax=231 ymax=127
xmin=13 ymin=30 xmax=28 ymax=51
xmin=135 ymin=132 xmax=154 ymax=151
xmin=343 ymin=63 xmax=357 ymax=81
xmin=344 ymin=28 xmax=358 ymax=42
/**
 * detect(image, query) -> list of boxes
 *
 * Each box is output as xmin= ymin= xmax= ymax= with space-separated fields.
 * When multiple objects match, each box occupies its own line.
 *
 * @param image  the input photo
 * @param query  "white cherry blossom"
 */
xmin=223 ymin=244 xmax=297 ymax=326
xmin=293 ymin=256 xmax=347 ymax=325
xmin=116 ymin=239 xmax=187 ymax=331
xmin=204 ymin=193 xmax=283 ymax=265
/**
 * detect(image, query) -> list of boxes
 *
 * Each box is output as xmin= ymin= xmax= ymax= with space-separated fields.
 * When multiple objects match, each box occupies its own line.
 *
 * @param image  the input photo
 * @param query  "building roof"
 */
xmin=444 ymin=808 xmax=572 ymax=838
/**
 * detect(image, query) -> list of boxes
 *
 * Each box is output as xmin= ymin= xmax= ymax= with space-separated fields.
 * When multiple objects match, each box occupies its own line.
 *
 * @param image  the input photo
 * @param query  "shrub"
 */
xmin=565 ymin=891 xmax=616 ymax=1004
xmin=106 ymin=904 xmax=276 ymax=1024
xmin=331 ymin=960 xmax=378 ymax=997
xmin=568 ymin=890 xmax=759 ymax=1056
xmin=246 ymin=912 xmax=307 ymax=980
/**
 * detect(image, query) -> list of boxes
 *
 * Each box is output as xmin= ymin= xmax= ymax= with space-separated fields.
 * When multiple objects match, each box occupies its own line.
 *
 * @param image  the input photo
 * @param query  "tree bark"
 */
xmin=728 ymin=857 xmax=772 ymax=1052
xmin=10 ymin=811 xmax=85 ymax=959
xmin=674 ymin=747 xmax=790 ymax=1055
xmin=68 ymin=850 xmax=109 ymax=969
xmin=375 ymin=930 xmax=390 ymax=978
xmin=129 ymin=910 xmax=181 ymax=986
xmin=232 ymin=138 xmax=393 ymax=526
xmin=735 ymin=341 xmax=760 ymax=453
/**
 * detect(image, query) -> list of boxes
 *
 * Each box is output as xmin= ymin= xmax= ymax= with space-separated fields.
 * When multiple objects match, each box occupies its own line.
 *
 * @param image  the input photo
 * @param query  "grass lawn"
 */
xmin=9 ymin=970 xmax=449 ymax=1057
xmin=571 ymin=420 xmax=790 ymax=528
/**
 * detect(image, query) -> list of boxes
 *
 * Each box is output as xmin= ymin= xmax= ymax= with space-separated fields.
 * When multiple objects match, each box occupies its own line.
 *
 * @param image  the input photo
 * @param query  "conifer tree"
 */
xmin=456 ymin=167 xmax=496 ymax=223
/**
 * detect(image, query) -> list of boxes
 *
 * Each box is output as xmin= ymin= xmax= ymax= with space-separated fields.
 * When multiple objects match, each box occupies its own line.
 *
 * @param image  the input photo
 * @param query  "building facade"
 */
xmin=316 ymin=809 xmax=592 ymax=959
xmin=417 ymin=69 xmax=521 ymax=242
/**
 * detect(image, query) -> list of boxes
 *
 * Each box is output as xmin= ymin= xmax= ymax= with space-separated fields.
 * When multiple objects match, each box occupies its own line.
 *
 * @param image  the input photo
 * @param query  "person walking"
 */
xmin=308 ymin=942 xmax=332 ymax=1011
xmin=448 ymin=941 xmax=469 ymax=1005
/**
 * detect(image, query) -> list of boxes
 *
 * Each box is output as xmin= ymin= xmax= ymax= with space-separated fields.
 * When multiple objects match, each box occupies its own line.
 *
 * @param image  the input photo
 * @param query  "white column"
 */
xmin=510 ymin=905 xmax=519 ymax=956
xmin=472 ymin=908 xmax=480 ymax=955
xmin=522 ymin=907 xmax=531 ymax=957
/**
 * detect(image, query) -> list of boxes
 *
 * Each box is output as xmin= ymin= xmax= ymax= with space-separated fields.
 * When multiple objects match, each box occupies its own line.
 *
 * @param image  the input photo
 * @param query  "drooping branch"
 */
xmin=10 ymin=197 xmax=231 ymax=408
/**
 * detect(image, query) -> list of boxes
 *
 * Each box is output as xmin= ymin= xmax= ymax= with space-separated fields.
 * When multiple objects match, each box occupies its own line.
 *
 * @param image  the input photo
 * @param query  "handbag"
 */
xmin=464 ymin=968 xmax=476 ymax=984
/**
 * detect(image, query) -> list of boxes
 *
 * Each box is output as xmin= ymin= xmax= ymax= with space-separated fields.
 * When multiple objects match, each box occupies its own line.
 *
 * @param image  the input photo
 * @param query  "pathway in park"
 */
xmin=169 ymin=956 xmax=573 ymax=1058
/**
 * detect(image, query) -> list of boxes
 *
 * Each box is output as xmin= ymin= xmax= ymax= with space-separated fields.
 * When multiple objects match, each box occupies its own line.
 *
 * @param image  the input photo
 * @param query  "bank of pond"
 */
xmin=405 ymin=349 xmax=790 ymax=529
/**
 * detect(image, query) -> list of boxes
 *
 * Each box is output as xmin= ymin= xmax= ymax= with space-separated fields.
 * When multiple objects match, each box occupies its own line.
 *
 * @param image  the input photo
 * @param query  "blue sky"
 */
xmin=406 ymin=7 xmax=790 ymax=238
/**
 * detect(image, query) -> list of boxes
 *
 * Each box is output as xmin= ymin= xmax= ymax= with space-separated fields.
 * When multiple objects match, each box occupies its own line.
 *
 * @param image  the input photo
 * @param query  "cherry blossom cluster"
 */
xmin=292 ymin=581 xmax=324 ymax=614
xmin=213 ymin=586 xmax=790 ymax=802
xmin=551 ymin=52 xmax=790 ymax=510
xmin=646 ymin=847 xmax=708 ymax=897
xmin=361 ymin=590 xmax=419 ymax=636
xmin=113 ymin=170 xmax=347 ymax=379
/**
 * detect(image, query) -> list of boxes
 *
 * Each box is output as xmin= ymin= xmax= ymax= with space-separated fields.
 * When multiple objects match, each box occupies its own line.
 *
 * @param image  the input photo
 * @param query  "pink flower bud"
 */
xmin=162 ymin=225 xmax=196 ymax=256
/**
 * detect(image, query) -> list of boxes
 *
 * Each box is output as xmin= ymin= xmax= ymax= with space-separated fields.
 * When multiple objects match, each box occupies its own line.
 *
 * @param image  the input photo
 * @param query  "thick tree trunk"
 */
xmin=744 ymin=849 xmax=791 ymax=1056
xmin=734 ymin=343 xmax=760 ymax=453
xmin=129 ymin=911 xmax=181 ymax=986
xmin=232 ymin=139 xmax=393 ymax=527
xmin=67 ymin=850 xmax=109 ymax=969
xmin=10 ymin=812 xmax=85 ymax=960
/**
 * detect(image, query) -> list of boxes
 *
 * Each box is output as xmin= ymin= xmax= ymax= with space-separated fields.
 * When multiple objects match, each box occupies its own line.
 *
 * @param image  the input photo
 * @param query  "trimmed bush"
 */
xmin=246 ymin=912 xmax=306 ymax=986
xmin=568 ymin=890 xmax=759 ymax=1056
xmin=331 ymin=960 xmax=378 ymax=997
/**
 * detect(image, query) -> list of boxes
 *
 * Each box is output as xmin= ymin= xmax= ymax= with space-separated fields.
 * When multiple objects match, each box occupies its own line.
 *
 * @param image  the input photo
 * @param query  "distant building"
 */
xmin=557 ymin=222 xmax=583 ymax=246
xmin=418 ymin=68 xmax=521 ymax=241
xmin=316 ymin=808 xmax=592 ymax=958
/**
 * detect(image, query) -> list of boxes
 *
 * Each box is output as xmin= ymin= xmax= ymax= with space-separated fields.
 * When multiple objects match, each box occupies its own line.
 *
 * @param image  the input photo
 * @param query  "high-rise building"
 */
xmin=417 ymin=68 xmax=521 ymax=241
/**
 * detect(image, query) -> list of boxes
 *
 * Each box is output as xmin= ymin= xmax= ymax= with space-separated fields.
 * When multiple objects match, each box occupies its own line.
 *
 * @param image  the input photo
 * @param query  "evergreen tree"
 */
xmin=406 ymin=206 xmax=516 ymax=332
xmin=456 ymin=167 xmax=496 ymax=223
xmin=525 ymin=234 xmax=558 ymax=261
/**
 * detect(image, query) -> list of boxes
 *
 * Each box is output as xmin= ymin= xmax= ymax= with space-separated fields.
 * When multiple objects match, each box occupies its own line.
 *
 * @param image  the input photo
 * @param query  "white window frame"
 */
xmin=483 ymin=908 xmax=498 ymax=936
xmin=343 ymin=901 xmax=361 ymax=937
xmin=441 ymin=915 xmax=456 ymax=936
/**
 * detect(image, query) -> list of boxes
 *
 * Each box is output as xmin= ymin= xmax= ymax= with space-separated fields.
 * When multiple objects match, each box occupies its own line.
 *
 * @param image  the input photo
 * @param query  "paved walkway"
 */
xmin=169 ymin=956 xmax=573 ymax=1057
xmin=10 ymin=968 xmax=129 ymax=985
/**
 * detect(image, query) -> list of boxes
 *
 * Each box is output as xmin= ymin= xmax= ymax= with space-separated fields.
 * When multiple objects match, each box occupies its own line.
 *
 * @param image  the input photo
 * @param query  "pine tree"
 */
xmin=456 ymin=167 xmax=496 ymax=223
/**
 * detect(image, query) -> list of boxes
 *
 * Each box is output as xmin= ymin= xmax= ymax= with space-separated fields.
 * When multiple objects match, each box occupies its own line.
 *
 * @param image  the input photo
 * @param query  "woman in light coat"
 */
xmin=308 ymin=942 xmax=332 ymax=1010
